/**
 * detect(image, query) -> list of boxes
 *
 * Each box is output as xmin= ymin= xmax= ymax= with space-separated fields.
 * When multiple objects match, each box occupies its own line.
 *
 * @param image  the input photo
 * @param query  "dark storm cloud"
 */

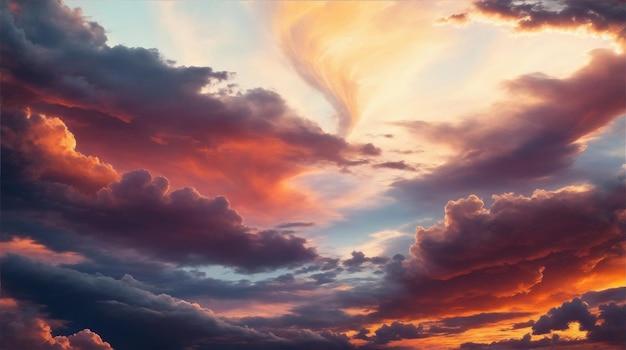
xmin=1 ymin=255 xmax=357 ymax=350
xmin=444 ymin=0 xmax=626 ymax=48
xmin=396 ymin=49 xmax=626 ymax=202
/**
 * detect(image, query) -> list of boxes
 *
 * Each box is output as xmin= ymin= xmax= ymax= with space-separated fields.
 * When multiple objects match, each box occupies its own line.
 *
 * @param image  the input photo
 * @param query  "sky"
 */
xmin=0 ymin=0 xmax=625 ymax=349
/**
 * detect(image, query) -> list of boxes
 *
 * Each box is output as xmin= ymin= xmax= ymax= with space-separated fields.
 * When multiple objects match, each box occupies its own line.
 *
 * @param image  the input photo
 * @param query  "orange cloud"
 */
xmin=0 ymin=297 xmax=112 ymax=350
xmin=1 ymin=237 xmax=86 ymax=266
xmin=1 ymin=109 xmax=118 ymax=194
xmin=271 ymin=1 xmax=446 ymax=136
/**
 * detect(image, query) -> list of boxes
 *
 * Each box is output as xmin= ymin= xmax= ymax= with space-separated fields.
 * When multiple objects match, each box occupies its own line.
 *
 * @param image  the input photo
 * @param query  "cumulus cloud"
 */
xmin=410 ymin=183 xmax=625 ymax=278
xmin=355 ymin=182 xmax=625 ymax=322
xmin=536 ymin=298 xmax=626 ymax=345
xmin=0 ymin=298 xmax=113 ymax=350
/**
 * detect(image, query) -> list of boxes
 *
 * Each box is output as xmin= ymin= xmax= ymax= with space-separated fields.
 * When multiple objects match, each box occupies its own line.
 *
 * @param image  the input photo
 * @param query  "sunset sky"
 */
xmin=1 ymin=0 xmax=625 ymax=349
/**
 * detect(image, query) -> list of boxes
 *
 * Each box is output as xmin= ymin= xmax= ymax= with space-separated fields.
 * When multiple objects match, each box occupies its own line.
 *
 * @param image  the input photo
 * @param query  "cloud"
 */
xmin=372 ymin=161 xmax=416 ymax=171
xmin=443 ymin=0 xmax=626 ymax=49
xmin=410 ymin=183 xmax=625 ymax=278
xmin=270 ymin=1 xmax=447 ymax=136
xmin=581 ymin=287 xmax=626 ymax=308
xmin=275 ymin=222 xmax=315 ymax=229
xmin=396 ymin=48 xmax=626 ymax=201
xmin=1 ymin=255 xmax=356 ymax=350
xmin=460 ymin=333 xmax=576 ymax=350
xmin=4 ymin=167 xmax=318 ymax=272
xmin=343 ymin=251 xmax=389 ymax=273
xmin=370 ymin=321 xmax=424 ymax=344
xmin=352 ymin=181 xmax=625 ymax=323
xmin=430 ymin=312 xmax=533 ymax=335
xmin=237 ymin=304 xmax=358 ymax=332
xmin=1 ymin=109 xmax=319 ymax=272
xmin=0 ymin=298 xmax=113 ymax=350
xmin=587 ymin=302 xmax=626 ymax=344
xmin=1 ymin=0 xmax=379 ymax=220
xmin=0 ymin=237 xmax=86 ymax=266
xmin=1 ymin=109 xmax=118 ymax=194
xmin=460 ymin=294 xmax=626 ymax=349
xmin=538 ymin=298 xmax=626 ymax=344
xmin=532 ymin=298 xmax=596 ymax=334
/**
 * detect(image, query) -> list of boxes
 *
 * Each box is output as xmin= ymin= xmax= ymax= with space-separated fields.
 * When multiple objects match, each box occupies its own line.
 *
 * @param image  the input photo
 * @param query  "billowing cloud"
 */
xmin=0 ymin=0 xmax=380 ymax=220
xmin=1 ymin=109 xmax=118 ymax=194
xmin=410 ymin=183 xmax=625 ymax=278
xmin=1 ymin=109 xmax=318 ymax=272
xmin=535 ymin=298 xmax=626 ymax=344
xmin=346 ymin=182 xmax=625 ymax=324
xmin=5 ymin=167 xmax=318 ymax=272
xmin=396 ymin=48 xmax=626 ymax=201
xmin=0 ymin=298 xmax=113 ymax=350
xmin=532 ymin=298 xmax=596 ymax=335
